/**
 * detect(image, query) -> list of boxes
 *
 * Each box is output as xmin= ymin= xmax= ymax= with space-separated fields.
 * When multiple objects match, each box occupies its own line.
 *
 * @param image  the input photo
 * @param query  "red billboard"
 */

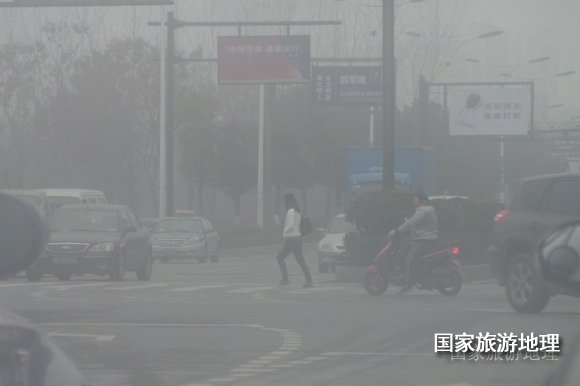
xmin=218 ymin=35 xmax=311 ymax=84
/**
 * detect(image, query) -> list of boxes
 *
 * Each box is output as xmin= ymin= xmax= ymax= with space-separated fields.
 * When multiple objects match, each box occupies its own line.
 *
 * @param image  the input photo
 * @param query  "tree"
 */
xmin=216 ymin=118 xmax=257 ymax=224
xmin=177 ymin=85 xmax=219 ymax=215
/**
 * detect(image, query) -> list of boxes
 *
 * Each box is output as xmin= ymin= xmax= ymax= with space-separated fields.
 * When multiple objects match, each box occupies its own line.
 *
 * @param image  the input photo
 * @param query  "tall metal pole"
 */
xmin=158 ymin=9 xmax=167 ymax=218
xmin=499 ymin=136 xmax=505 ymax=204
xmin=165 ymin=11 xmax=175 ymax=216
xmin=369 ymin=106 xmax=375 ymax=146
xmin=257 ymin=84 xmax=265 ymax=229
xmin=382 ymin=0 xmax=396 ymax=190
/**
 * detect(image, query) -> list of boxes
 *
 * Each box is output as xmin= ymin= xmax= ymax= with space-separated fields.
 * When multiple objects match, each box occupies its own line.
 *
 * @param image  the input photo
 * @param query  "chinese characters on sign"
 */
xmin=446 ymin=85 xmax=533 ymax=137
xmin=218 ymin=35 xmax=311 ymax=84
xmin=312 ymin=66 xmax=383 ymax=106
xmin=551 ymin=139 xmax=580 ymax=161
xmin=434 ymin=332 xmax=561 ymax=362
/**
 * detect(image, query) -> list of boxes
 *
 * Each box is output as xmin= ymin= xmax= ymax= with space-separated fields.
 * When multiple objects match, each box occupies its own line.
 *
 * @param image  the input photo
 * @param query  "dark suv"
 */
xmin=489 ymin=173 xmax=580 ymax=313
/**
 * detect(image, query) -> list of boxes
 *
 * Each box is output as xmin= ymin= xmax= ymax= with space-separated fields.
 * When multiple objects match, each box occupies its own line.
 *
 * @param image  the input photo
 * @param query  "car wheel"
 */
xmin=25 ymin=270 xmax=42 ymax=282
xmin=110 ymin=253 xmax=126 ymax=281
xmin=56 ymin=272 xmax=72 ymax=281
xmin=505 ymin=253 xmax=550 ymax=313
xmin=136 ymin=253 xmax=153 ymax=281
xmin=318 ymin=263 xmax=329 ymax=273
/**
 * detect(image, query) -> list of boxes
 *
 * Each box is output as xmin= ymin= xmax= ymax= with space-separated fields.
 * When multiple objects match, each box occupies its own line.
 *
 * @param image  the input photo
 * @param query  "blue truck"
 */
xmin=345 ymin=146 xmax=439 ymax=201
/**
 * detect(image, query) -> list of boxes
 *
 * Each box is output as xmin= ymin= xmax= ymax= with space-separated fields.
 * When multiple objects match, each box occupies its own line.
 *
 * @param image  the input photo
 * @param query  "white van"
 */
xmin=37 ymin=189 xmax=107 ymax=212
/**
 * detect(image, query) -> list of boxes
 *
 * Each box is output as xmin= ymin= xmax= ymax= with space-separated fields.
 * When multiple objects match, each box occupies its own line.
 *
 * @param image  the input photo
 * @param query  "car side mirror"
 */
xmin=538 ymin=222 xmax=580 ymax=291
xmin=0 ymin=193 xmax=47 ymax=276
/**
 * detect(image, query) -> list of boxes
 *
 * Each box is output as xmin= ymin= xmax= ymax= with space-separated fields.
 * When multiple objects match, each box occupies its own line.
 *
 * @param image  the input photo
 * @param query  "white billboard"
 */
xmin=447 ymin=85 xmax=533 ymax=136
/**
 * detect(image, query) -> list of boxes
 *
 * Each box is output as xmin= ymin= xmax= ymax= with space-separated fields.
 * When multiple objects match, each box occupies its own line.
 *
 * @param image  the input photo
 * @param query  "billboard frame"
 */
xmin=217 ymin=35 xmax=311 ymax=85
xmin=430 ymin=81 xmax=535 ymax=139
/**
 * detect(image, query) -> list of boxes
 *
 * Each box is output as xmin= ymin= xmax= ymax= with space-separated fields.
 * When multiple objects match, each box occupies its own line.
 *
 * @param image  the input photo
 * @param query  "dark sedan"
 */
xmin=26 ymin=204 xmax=153 ymax=282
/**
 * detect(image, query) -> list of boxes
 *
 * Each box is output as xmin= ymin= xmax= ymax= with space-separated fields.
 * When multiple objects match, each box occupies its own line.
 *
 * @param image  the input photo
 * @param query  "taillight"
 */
xmin=452 ymin=246 xmax=460 ymax=256
xmin=494 ymin=209 xmax=509 ymax=223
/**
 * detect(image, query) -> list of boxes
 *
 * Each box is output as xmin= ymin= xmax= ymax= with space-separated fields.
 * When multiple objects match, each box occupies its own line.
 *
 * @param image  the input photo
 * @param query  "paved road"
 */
xmin=2 ymin=246 xmax=579 ymax=386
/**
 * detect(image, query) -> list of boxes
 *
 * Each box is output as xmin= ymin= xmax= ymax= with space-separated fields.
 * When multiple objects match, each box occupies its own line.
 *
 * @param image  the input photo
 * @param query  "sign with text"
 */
xmin=447 ymin=84 xmax=533 ymax=137
xmin=551 ymin=139 xmax=580 ymax=161
xmin=312 ymin=66 xmax=383 ymax=106
xmin=218 ymin=35 xmax=310 ymax=84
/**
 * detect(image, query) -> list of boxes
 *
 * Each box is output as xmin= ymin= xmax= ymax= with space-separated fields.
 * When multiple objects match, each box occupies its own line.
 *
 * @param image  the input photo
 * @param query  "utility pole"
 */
xmin=382 ymin=0 xmax=396 ymax=190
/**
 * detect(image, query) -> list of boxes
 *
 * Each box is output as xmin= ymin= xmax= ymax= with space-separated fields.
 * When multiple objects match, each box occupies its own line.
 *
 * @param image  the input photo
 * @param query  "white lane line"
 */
xmin=238 ymin=364 xmax=263 ymax=368
xmin=271 ymin=364 xmax=295 ymax=369
xmin=0 ymin=282 xmax=55 ymax=288
xmin=249 ymin=360 xmax=272 ymax=365
xmin=288 ymin=360 xmax=312 ymax=365
xmin=207 ymin=378 xmax=235 ymax=383
xmin=231 ymin=368 xmax=275 ymax=373
xmin=303 ymin=356 xmax=327 ymax=361
xmin=467 ymin=308 xmax=513 ymax=313
xmin=323 ymin=351 xmax=433 ymax=357
xmin=228 ymin=287 xmax=274 ymax=294
xmin=230 ymin=373 xmax=255 ymax=378
xmin=50 ymin=283 xmax=110 ymax=291
xmin=271 ymin=351 xmax=292 ymax=355
xmin=105 ymin=284 xmax=168 ymax=290
xmin=166 ymin=285 xmax=229 ymax=292
xmin=258 ymin=356 xmax=280 ymax=360
xmin=49 ymin=332 xmax=115 ymax=342
xmin=287 ymin=286 xmax=345 ymax=295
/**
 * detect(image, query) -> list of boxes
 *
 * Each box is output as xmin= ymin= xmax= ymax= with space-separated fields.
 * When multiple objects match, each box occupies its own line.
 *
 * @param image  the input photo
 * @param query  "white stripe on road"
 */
xmin=0 ymin=282 xmax=53 ymax=288
xmin=50 ymin=283 xmax=110 ymax=290
xmin=323 ymin=351 xmax=433 ymax=357
xmin=227 ymin=287 xmax=274 ymax=294
xmin=105 ymin=284 xmax=168 ymax=290
xmin=48 ymin=332 xmax=115 ymax=342
xmin=286 ymin=286 xmax=345 ymax=295
xmin=165 ymin=285 xmax=228 ymax=292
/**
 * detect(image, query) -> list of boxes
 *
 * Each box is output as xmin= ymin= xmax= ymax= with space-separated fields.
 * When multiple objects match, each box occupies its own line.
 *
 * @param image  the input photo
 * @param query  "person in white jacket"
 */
xmin=277 ymin=193 xmax=313 ymax=287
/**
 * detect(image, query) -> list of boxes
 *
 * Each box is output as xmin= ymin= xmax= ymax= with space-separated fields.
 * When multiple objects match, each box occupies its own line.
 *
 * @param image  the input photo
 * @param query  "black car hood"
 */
xmin=49 ymin=231 xmax=120 ymax=244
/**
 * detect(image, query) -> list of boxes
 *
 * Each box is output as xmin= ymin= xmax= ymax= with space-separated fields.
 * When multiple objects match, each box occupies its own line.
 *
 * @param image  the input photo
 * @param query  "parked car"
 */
xmin=151 ymin=216 xmax=220 ymax=263
xmin=26 ymin=204 xmax=153 ymax=282
xmin=317 ymin=214 xmax=356 ymax=273
xmin=488 ymin=172 xmax=580 ymax=313
xmin=36 ymin=189 xmax=107 ymax=212
xmin=537 ymin=221 xmax=580 ymax=386
xmin=0 ymin=192 xmax=88 ymax=385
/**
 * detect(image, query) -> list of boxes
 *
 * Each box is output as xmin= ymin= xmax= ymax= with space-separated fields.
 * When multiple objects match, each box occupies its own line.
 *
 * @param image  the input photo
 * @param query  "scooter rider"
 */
xmin=389 ymin=193 xmax=439 ymax=294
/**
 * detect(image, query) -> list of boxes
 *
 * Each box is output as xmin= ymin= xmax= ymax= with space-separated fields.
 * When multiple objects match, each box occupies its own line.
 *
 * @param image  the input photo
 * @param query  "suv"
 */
xmin=489 ymin=173 xmax=580 ymax=313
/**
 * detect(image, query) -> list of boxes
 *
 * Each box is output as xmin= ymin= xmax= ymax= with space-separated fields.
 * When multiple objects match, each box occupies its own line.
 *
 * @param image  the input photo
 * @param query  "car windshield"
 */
xmin=50 ymin=209 xmax=119 ymax=232
xmin=327 ymin=217 xmax=355 ymax=234
xmin=47 ymin=196 xmax=80 ymax=212
xmin=155 ymin=219 xmax=203 ymax=234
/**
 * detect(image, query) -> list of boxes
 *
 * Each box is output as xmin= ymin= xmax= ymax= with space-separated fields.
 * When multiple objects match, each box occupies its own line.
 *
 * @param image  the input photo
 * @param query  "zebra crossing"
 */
xmin=0 ymin=280 xmax=353 ymax=296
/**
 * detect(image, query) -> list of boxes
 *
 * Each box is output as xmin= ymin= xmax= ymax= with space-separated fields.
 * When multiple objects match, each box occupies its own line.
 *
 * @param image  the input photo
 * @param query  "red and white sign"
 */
xmin=447 ymin=85 xmax=533 ymax=137
xmin=218 ymin=35 xmax=311 ymax=84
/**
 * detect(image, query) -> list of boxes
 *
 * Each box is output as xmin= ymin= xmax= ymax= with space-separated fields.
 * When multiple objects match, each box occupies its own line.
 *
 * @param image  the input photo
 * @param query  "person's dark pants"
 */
xmin=403 ymin=239 xmax=437 ymax=288
xmin=277 ymin=237 xmax=312 ymax=284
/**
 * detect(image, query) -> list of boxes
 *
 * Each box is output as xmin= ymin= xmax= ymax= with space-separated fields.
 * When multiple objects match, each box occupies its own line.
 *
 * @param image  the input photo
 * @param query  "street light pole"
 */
xmin=382 ymin=0 xmax=396 ymax=190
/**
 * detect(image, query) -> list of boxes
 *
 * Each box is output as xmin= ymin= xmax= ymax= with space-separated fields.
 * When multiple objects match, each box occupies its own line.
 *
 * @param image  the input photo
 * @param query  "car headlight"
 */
xmin=184 ymin=237 xmax=201 ymax=246
xmin=89 ymin=242 xmax=115 ymax=252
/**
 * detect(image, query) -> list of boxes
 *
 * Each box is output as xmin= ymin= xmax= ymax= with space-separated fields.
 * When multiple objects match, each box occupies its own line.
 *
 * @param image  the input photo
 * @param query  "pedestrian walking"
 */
xmin=277 ymin=193 xmax=313 ymax=288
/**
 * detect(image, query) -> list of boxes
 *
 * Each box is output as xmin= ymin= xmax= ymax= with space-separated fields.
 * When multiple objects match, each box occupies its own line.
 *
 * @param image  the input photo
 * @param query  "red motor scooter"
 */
xmin=364 ymin=231 xmax=463 ymax=296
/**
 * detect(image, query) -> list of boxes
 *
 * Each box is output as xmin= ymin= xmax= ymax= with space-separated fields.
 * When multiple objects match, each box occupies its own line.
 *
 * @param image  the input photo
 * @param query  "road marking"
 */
xmin=50 ymin=282 xmax=110 ymax=290
xmin=323 ymin=351 xmax=433 ymax=357
xmin=252 ymin=292 xmax=266 ymax=301
xmin=289 ymin=360 xmax=312 ymax=365
xmin=166 ymin=285 xmax=229 ymax=292
xmin=0 ymin=282 xmax=54 ymax=288
xmin=287 ymin=286 xmax=345 ymax=295
xmin=271 ymin=364 xmax=295 ymax=368
xmin=105 ymin=284 xmax=168 ymax=290
xmin=238 ymin=364 xmax=263 ymax=368
xmin=258 ymin=356 xmax=280 ymax=360
xmin=48 ymin=332 xmax=115 ymax=342
xmin=207 ymin=378 xmax=235 ymax=383
xmin=303 ymin=356 xmax=327 ymax=361
xmin=249 ymin=360 xmax=272 ymax=364
xmin=228 ymin=287 xmax=274 ymax=294
xmin=468 ymin=308 xmax=513 ymax=313
xmin=231 ymin=368 xmax=275 ymax=373
xmin=230 ymin=373 xmax=255 ymax=378
xmin=271 ymin=351 xmax=292 ymax=355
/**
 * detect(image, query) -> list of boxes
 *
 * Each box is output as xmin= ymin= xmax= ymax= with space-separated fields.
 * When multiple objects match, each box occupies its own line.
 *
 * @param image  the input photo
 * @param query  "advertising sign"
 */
xmin=551 ymin=139 xmax=580 ymax=161
xmin=218 ymin=35 xmax=310 ymax=84
xmin=312 ymin=66 xmax=382 ymax=106
xmin=447 ymin=84 xmax=533 ymax=136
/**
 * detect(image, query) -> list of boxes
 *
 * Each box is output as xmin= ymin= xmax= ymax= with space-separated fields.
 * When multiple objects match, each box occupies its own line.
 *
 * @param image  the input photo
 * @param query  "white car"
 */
xmin=317 ymin=214 xmax=355 ymax=273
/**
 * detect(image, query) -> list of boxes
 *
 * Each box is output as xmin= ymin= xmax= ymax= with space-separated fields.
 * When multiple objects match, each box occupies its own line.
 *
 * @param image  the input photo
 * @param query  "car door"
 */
xmin=538 ymin=177 xmax=580 ymax=238
xmin=119 ymin=209 xmax=139 ymax=267
xmin=203 ymin=218 xmax=219 ymax=255
xmin=127 ymin=208 xmax=150 ymax=261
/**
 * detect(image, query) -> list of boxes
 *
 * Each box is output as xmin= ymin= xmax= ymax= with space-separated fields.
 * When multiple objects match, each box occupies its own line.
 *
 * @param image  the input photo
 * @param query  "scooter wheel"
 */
xmin=364 ymin=272 xmax=389 ymax=296
xmin=438 ymin=271 xmax=462 ymax=296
